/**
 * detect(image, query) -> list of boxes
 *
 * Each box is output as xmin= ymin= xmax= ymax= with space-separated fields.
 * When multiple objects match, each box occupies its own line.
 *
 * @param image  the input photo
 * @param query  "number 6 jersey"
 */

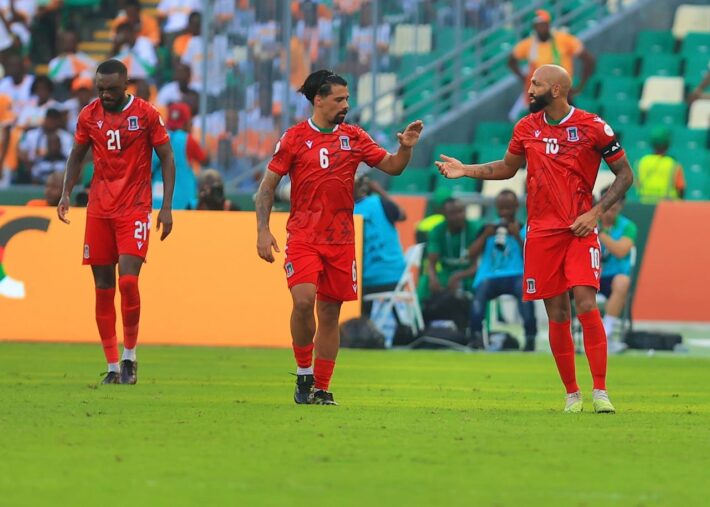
xmin=508 ymin=107 xmax=625 ymax=238
xmin=75 ymin=95 xmax=169 ymax=218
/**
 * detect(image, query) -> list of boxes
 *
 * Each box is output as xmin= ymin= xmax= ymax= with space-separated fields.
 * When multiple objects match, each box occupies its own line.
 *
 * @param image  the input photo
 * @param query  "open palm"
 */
xmin=435 ymin=154 xmax=466 ymax=179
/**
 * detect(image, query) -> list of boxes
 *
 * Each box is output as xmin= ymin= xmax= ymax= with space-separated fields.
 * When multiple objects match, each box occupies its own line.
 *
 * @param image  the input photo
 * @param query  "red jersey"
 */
xmin=508 ymin=107 xmax=625 ymax=238
xmin=75 ymin=95 xmax=169 ymax=218
xmin=268 ymin=119 xmax=387 ymax=244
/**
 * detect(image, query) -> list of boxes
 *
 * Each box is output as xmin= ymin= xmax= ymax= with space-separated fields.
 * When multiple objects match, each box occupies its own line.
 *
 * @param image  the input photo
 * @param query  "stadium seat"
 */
xmin=391 ymin=25 xmax=433 ymax=56
xmin=639 ymin=76 xmax=685 ymax=110
xmin=672 ymin=4 xmax=710 ymax=40
xmin=481 ymin=170 xmax=527 ymax=198
xmin=602 ymin=101 xmax=641 ymax=127
xmin=677 ymin=151 xmax=710 ymax=200
xmin=639 ymin=53 xmax=682 ymax=79
xmin=671 ymin=127 xmax=708 ymax=151
xmin=389 ymin=168 xmax=436 ymax=194
xmin=598 ymin=77 xmax=641 ymax=103
xmin=688 ymin=99 xmax=710 ymax=129
xmin=646 ymin=103 xmax=687 ymax=126
xmin=474 ymin=121 xmax=513 ymax=146
xmin=680 ymin=32 xmax=710 ymax=56
xmin=573 ymin=96 xmax=600 ymax=114
xmin=434 ymin=176 xmax=479 ymax=194
xmin=621 ymin=126 xmax=656 ymax=152
xmin=684 ymin=54 xmax=710 ymax=92
xmin=431 ymin=143 xmax=475 ymax=166
xmin=476 ymin=144 xmax=508 ymax=164
xmin=636 ymin=30 xmax=676 ymax=54
xmin=596 ymin=53 xmax=637 ymax=77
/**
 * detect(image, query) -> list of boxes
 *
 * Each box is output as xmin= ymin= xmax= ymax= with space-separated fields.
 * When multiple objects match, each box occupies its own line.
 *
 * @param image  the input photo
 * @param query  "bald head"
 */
xmin=528 ymin=64 xmax=572 ymax=113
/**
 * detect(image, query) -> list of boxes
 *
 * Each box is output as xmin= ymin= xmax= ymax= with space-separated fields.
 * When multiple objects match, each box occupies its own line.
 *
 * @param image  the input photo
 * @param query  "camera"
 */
xmin=494 ymin=218 xmax=508 ymax=251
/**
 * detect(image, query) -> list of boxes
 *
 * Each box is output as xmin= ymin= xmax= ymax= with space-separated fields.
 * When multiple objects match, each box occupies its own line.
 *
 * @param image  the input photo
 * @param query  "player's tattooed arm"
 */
xmin=436 ymin=150 xmax=524 ymax=180
xmin=598 ymin=155 xmax=634 ymax=212
xmin=255 ymin=169 xmax=283 ymax=263
xmin=57 ymin=142 xmax=90 ymax=224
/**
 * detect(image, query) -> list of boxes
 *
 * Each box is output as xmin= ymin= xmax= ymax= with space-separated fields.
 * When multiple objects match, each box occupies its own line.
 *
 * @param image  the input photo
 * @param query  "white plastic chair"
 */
xmin=363 ymin=243 xmax=426 ymax=348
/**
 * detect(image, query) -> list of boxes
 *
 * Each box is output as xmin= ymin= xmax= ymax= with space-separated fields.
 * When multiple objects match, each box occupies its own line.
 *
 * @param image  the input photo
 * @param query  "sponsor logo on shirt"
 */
xmin=566 ymin=126 xmax=579 ymax=142
xmin=526 ymin=278 xmax=536 ymax=294
xmin=339 ymin=136 xmax=351 ymax=150
xmin=352 ymin=283 xmax=358 ymax=293
xmin=137 ymin=241 xmax=144 ymax=250
xmin=305 ymin=140 xmax=313 ymax=149
xmin=127 ymin=116 xmax=139 ymax=131
xmin=97 ymin=120 xmax=103 ymax=130
xmin=534 ymin=130 xmax=541 ymax=138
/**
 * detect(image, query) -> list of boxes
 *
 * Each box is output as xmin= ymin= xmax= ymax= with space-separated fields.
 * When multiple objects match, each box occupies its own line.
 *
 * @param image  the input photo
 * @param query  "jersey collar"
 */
xmin=308 ymin=117 xmax=339 ymax=133
xmin=544 ymin=106 xmax=575 ymax=126
xmin=121 ymin=94 xmax=135 ymax=112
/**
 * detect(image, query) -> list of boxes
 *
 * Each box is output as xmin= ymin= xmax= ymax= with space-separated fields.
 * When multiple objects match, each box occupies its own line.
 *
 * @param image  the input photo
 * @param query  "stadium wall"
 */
xmin=0 ymin=207 xmax=363 ymax=347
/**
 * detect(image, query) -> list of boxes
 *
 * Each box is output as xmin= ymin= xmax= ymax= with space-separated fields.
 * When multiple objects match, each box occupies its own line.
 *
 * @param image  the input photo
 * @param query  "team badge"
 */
xmin=285 ymin=262 xmax=295 ymax=278
xmin=566 ymin=126 xmax=579 ymax=142
xmin=127 ymin=116 xmax=139 ymax=131
xmin=339 ymin=136 xmax=351 ymax=150
xmin=526 ymin=278 xmax=536 ymax=294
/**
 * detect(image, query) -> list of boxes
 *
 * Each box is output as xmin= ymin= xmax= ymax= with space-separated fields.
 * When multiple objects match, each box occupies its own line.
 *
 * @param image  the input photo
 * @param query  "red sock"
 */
xmin=95 ymin=288 xmax=118 ymax=363
xmin=314 ymin=358 xmax=335 ymax=391
xmin=292 ymin=343 xmax=314 ymax=369
xmin=578 ymin=309 xmax=607 ymax=390
xmin=119 ymin=275 xmax=140 ymax=350
xmin=549 ymin=320 xmax=579 ymax=393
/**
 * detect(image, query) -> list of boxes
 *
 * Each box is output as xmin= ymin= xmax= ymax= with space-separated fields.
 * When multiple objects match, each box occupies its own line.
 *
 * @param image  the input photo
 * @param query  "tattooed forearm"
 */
xmin=469 ymin=160 xmax=518 ymax=180
xmin=599 ymin=156 xmax=634 ymax=212
xmin=255 ymin=170 xmax=282 ymax=231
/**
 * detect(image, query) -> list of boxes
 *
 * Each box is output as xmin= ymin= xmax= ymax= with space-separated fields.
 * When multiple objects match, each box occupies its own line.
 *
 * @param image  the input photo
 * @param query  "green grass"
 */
xmin=1 ymin=343 xmax=709 ymax=506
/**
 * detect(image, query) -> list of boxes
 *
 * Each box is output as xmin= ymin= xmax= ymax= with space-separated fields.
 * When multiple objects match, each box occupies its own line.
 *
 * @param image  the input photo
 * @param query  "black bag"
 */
xmin=340 ymin=317 xmax=385 ymax=349
xmin=487 ymin=331 xmax=521 ymax=351
xmin=624 ymin=330 xmax=682 ymax=350
xmin=422 ymin=292 xmax=471 ymax=332
xmin=409 ymin=322 xmax=468 ymax=350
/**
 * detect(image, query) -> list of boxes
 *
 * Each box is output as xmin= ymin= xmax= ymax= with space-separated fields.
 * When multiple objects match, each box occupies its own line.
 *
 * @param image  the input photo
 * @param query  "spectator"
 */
xmin=62 ymin=75 xmax=96 ymax=133
xmin=598 ymin=185 xmax=636 ymax=354
xmin=180 ymin=12 xmax=231 ymax=97
xmin=156 ymin=0 xmax=202 ymax=36
xmin=353 ymin=170 xmax=407 ymax=316
xmin=171 ymin=10 xmax=200 ymax=59
xmin=0 ymin=93 xmax=14 ymax=188
xmin=196 ymin=168 xmax=239 ymax=211
xmin=347 ymin=1 xmax=391 ymax=72
xmin=635 ymin=127 xmax=685 ymax=203
xmin=26 ymin=170 xmax=63 ymax=207
xmin=18 ymin=108 xmax=72 ymax=184
xmin=294 ymin=0 xmax=334 ymax=69
xmin=0 ymin=53 xmax=35 ymax=116
xmin=0 ymin=0 xmax=33 ymax=51
xmin=424 ymin=197 xmax=481 ymax=297
xmin=468 ymin=190 xmax=537 ymax=351
xmin=156 ymin=63 xmax=195 ymax=110
xmin=111 ymin=0 xmax=161 ymax=47
xmin=28 ymin=132 xmax=66 ymax=184
xmin=17 ymin=75 xmax=61 ymax=129
xmin=508 ymin=9 xmax=595 ymax=116
xmin=152 ymin=102 xmax=207 ymax=210
xmin=112 ymin=21 xmax=158 ymax=81
xmin=47 ymin=31 xmax=97 ymax=89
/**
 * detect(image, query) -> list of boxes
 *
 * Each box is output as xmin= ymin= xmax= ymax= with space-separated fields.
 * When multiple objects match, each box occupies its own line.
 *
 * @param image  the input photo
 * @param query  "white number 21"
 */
xmin=107 ymin=129 xmax=121 ymax=151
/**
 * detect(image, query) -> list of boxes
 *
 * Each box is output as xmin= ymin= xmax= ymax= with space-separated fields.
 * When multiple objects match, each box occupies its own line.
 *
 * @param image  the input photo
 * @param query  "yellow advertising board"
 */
xmin=0 ymin=207 xmax=362 ymax=347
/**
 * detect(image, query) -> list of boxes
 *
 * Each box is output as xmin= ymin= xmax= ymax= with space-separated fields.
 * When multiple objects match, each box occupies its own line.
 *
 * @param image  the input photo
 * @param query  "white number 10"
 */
xmin=589 ymin=247 xmax=600 ymax=269
xmin=107 ymin=129 xmax=121 ymax=151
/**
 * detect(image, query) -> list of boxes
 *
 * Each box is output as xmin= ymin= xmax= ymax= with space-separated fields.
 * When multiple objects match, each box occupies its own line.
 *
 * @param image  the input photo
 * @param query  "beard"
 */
xmin=529 ymin=90 xmax=553 ymax=113
xmin=332 ymin=111 xmax=347 ymax=124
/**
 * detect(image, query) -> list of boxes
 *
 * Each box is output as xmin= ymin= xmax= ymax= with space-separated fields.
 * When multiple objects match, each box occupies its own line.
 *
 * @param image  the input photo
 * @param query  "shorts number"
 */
xmin=319 ymin=148 xmax=329 ymax=169
xmin=351 ymin=260 xmax=357 ymax=282
xmin=107 ymin=129 xmax=121 ymax=151
xmin=134 ymin=220 xmax=148 ymax=241
xmin=589 ymin=247 xmax=600 ymax=269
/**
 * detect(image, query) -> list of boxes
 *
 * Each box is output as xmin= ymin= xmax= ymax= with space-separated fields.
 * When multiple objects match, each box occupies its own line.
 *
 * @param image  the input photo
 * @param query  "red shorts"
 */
xmin=522 ymin=230 xmax=601 ymax=301
xmin=284 ymin=241 xmax=358 ymax=302
xmin=82 ymin=211 xmax=151 ymax=265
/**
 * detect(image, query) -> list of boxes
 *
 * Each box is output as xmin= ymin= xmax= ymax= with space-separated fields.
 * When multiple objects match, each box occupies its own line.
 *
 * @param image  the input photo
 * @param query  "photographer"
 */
xmin=469 ymin=190 xmax=537 ymax=351
xmin=196 ymin=169 xmax=240 ymax=211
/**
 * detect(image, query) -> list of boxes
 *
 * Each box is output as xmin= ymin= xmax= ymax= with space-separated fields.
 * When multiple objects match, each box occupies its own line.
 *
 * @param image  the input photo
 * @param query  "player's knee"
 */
xmin=293 ymin=295 xmax=316 ymax=316
xmin=574 ymin=298 xmax=597 ymax=315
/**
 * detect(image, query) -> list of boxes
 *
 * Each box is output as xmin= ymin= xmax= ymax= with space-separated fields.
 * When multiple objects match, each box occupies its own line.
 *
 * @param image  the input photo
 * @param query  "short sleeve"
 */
xmin=507 ymin=119 xmax=526 ymax=156
xmin=358 ymin=127 xmax=387 ymax=167
xmin=74 ymin=108 xmax=91 ymax=145
xmin=148 ymin=105 xmax=169 ymax=147
xmin=592 ymin=116 xmax=624 ymax=163
xmin=267 ymin=130 xmax=295 ymax=176
xmin=512 ymin=38 xmax=531 ymax=60
xmin=621 ymin=220 xmax=637 ymax=242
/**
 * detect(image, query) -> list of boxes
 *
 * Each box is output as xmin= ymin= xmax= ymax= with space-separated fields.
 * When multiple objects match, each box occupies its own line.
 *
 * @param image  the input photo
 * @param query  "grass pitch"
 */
xmin=1 ymin=342 xmax=709 ymax=506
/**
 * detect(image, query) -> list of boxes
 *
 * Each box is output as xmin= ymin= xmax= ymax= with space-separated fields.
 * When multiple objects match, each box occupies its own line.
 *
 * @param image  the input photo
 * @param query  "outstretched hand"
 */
xmin=435 ymin=154 xmax=466 ymax=179
xmin=397 ymin=120 xmax=423 ymax=148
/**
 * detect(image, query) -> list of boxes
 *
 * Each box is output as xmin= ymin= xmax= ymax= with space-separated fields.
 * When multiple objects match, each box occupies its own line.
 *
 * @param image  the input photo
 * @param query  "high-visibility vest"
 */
xmin=637 ymin=154 xmax=680 ymax=203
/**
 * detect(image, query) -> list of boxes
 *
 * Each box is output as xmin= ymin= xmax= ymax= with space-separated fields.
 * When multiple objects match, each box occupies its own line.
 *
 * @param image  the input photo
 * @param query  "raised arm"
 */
xmin=376 ymin=120 xmax=423 ymax=176
xmin=436 ymin=150 xmax=525 ymax=181
xmin=57 ymin=141 xmax=90 ymax=224
xmin=255 ymin=169 xmax=283 ymax=263
xmin=154 ymin=141 xmax=175 ymax=240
